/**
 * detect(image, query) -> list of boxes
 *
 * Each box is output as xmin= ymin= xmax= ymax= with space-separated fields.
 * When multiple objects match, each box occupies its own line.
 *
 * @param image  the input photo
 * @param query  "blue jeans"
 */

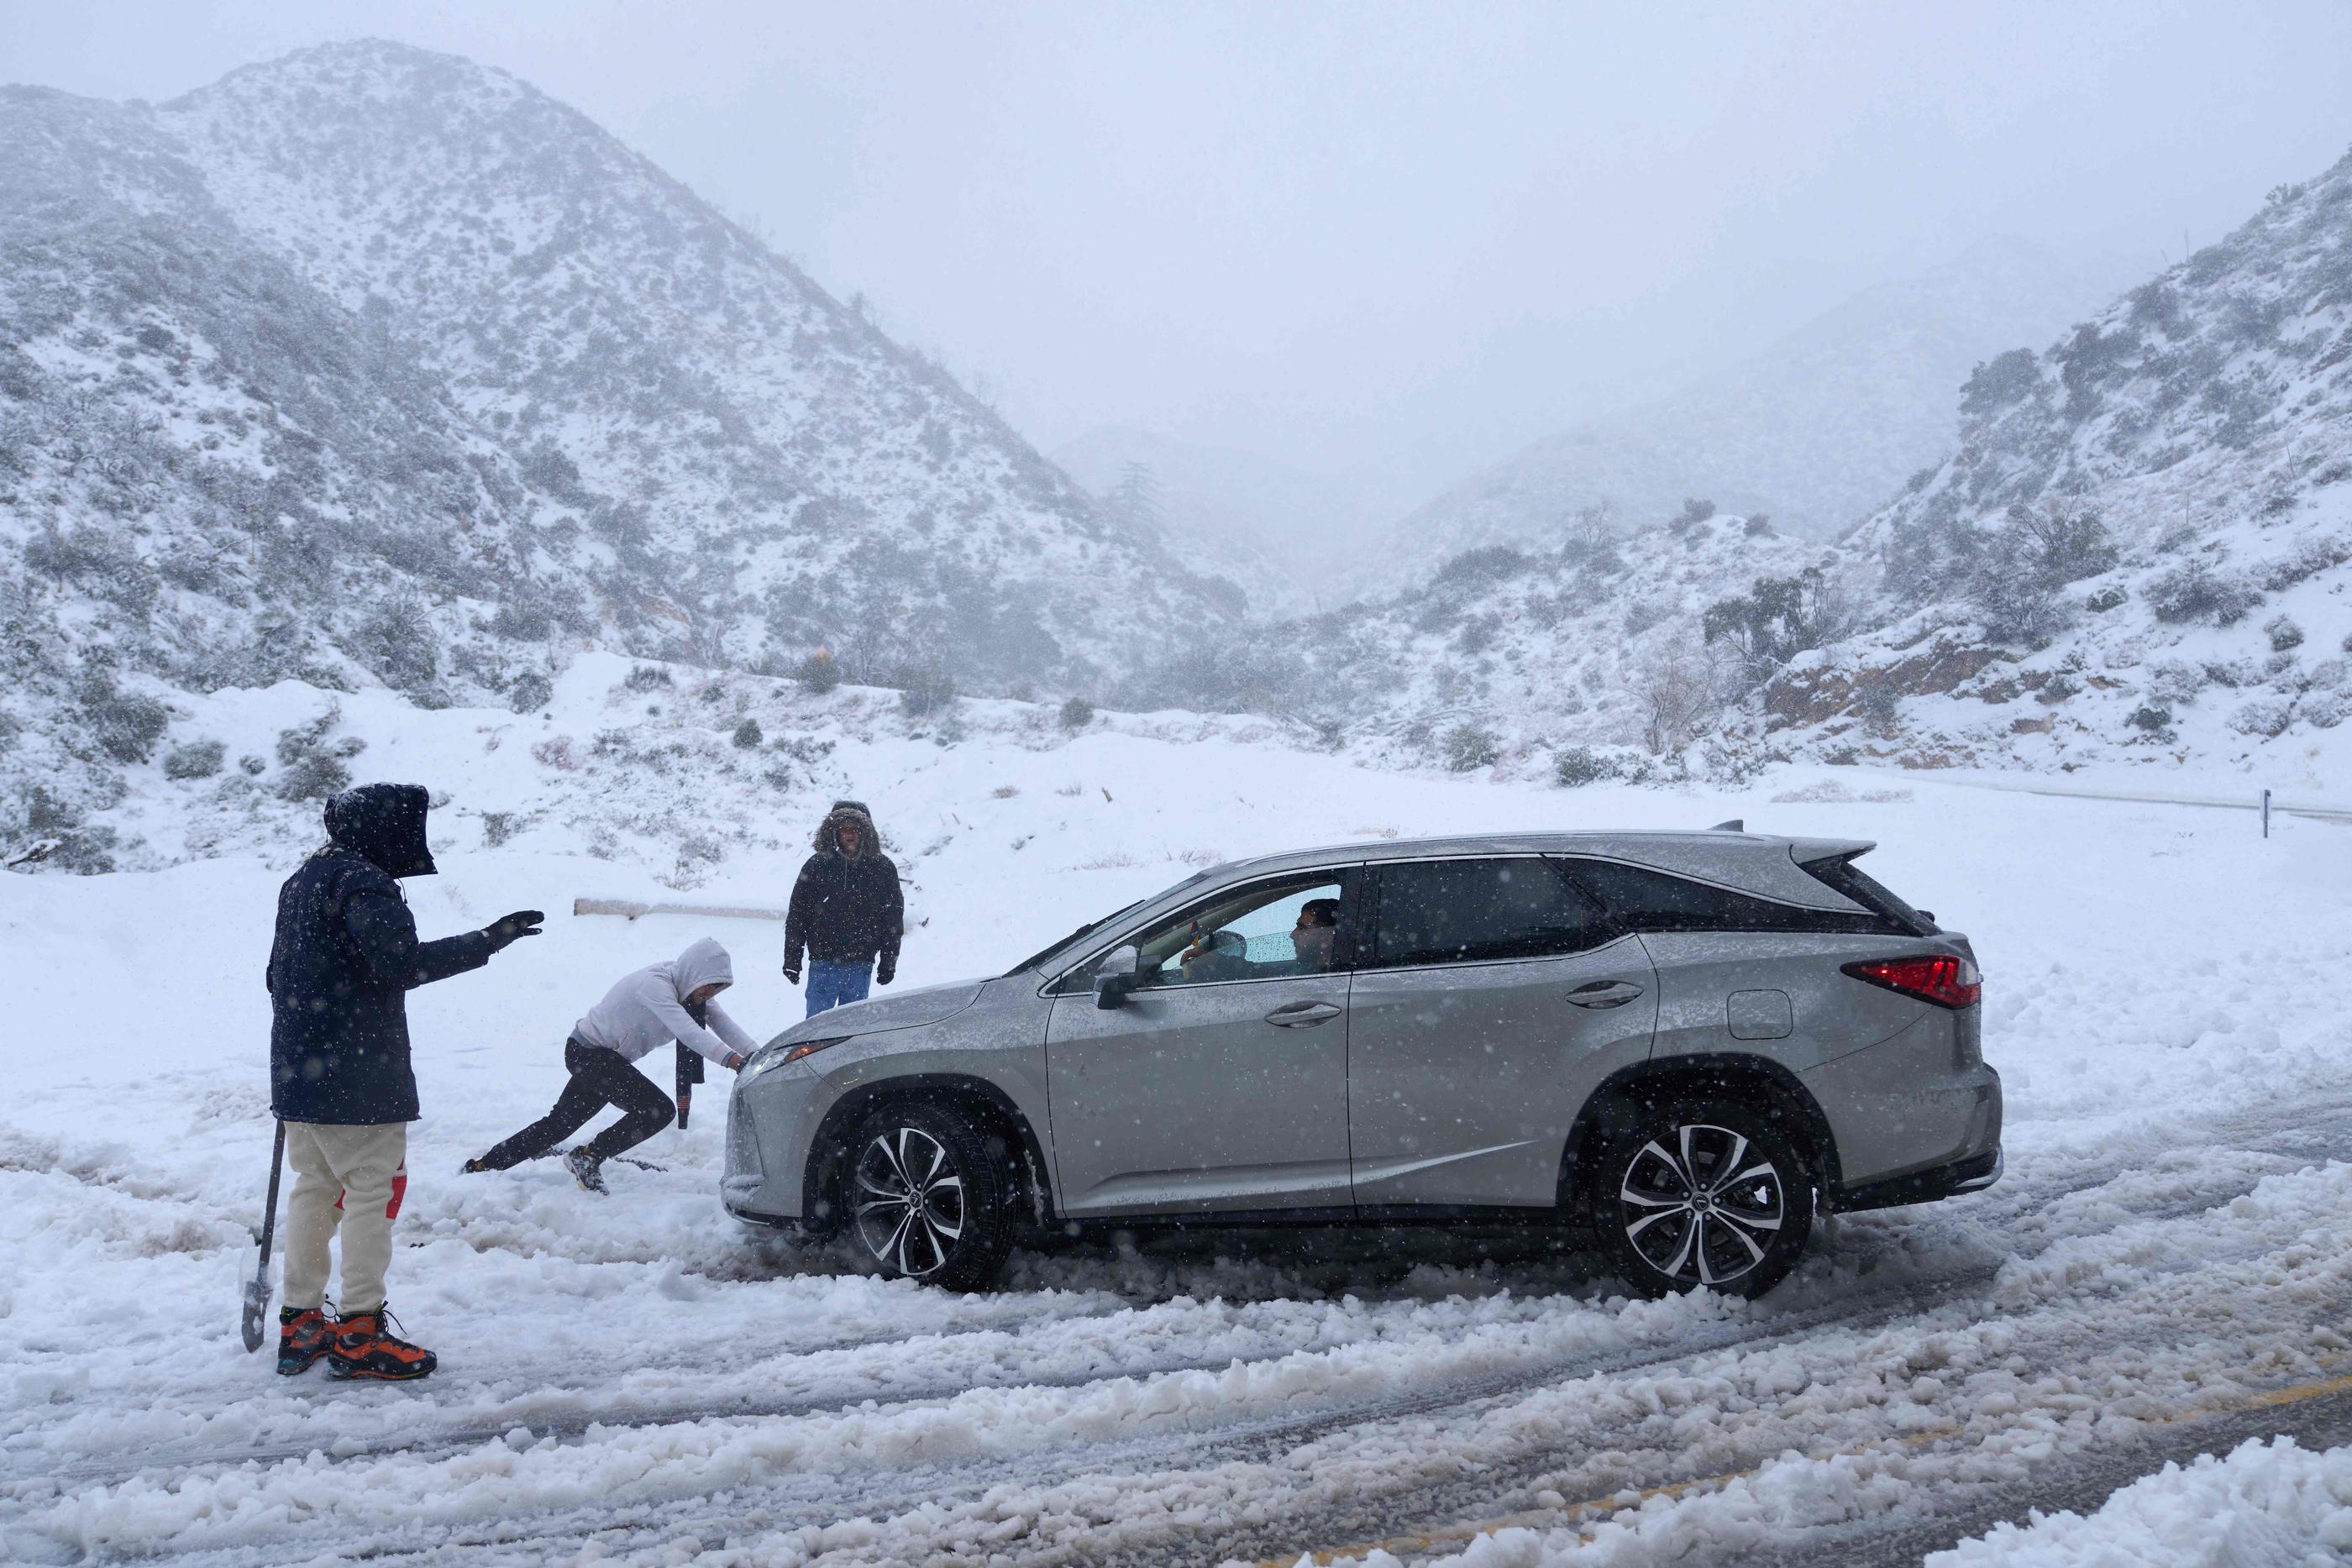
xmin=805 ymin=959 xmax=873 ymax=1017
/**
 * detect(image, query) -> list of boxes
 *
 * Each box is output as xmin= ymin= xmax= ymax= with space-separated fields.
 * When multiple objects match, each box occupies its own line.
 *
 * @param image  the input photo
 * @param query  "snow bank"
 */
xmin=1934 ymin=1436 xmax=2352 ymax=1566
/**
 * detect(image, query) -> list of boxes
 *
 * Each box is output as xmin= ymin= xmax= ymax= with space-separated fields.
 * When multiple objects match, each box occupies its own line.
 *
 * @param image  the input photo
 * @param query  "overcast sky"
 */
xmin=12 ymin=2 xmax=2352 ymax=498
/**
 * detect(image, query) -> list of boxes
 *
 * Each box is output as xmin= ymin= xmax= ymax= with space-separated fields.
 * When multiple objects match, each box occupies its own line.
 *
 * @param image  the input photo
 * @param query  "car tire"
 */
xmin=842 ymin=1102 xmax=1015 ymax=1291
xmin=1588 ymin=1095 xmax=1814 ymax=1298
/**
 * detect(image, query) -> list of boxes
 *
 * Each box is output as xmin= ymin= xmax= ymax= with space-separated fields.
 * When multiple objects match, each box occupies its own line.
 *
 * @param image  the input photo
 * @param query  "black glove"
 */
xmin=484 ymin=910 xmax=545 ymax=952
xmin=783 ymin=963 xmax=801 ymax=985
xmin=875 ymin=958 xmax=895 ymax=987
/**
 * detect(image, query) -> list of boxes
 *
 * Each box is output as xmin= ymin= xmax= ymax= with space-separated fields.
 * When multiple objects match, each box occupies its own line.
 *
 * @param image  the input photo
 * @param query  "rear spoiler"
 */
xmin=1785 ymin=836 xmax=1877 ymax=867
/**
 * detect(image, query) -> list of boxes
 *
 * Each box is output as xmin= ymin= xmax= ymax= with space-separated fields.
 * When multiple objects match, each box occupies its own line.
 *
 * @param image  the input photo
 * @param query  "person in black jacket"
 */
xmin=265 ymin=783 xmax=540 ymax=1381
xmin=783 ymin=800 xmax=904 ymax=1017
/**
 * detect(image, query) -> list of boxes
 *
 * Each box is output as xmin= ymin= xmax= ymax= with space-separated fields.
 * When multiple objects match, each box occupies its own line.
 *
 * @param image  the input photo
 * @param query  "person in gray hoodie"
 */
xmin=465 ymin=937 xmax=759 ymax=1192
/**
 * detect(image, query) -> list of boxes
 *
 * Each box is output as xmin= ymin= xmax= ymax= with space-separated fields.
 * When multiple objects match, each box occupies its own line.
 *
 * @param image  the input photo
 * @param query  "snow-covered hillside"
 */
xmin=1357 ymin=240 xmax=2127 ymax=590
xmin=1119 ymin=507 xmax=1838 ymax=783
xmin=1756 ymin=149 xmax=2352 ymax=780
xmin=0 ymin=43 xmax=1241 ymax=859
xmin=157 ymin=43 xmax=1238 ymax=682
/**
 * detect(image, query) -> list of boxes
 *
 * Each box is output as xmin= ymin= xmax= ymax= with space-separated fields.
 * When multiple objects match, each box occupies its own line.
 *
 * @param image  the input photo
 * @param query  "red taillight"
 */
xmin=1842 ymin=954 xmax=1981 ymax=1009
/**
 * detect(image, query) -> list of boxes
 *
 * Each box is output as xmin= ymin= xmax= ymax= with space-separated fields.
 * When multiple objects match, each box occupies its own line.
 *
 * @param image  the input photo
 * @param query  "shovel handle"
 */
xmin=241 ymin=1122 xmax=287 ymax=1353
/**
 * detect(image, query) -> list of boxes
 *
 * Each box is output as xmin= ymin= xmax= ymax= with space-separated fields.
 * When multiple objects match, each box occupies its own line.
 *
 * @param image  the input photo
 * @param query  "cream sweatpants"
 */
xmin=282 ymin=1121 xmax=408 ymax=1315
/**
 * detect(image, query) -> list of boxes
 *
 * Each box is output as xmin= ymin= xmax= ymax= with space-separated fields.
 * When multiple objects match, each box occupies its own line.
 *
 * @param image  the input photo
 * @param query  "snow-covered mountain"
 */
xmin=0 ymin=41 xmax=1240 ymax=852
xmin=1754 ymin=149 xmax=2352 ymax=784
xmin=1117 ymin=507 xmax=1837 ymax=781
xmin=1357 ymin=240 xmax=2126 ymax=590
xmin=1052 ymin=425 xmax=1378 ymax=616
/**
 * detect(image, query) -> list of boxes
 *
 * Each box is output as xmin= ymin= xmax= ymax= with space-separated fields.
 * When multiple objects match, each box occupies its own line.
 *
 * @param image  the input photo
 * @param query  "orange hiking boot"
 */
xmin=326 ymin=1304 xmax=438 ymax=1382
xmin=276 ymin=1305 xmax=336 ymax=1377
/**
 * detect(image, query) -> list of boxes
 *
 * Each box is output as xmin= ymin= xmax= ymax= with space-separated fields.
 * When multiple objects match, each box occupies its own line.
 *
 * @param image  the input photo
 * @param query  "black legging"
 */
xmin=476 ymin=1041 xmax=675 ymax=1169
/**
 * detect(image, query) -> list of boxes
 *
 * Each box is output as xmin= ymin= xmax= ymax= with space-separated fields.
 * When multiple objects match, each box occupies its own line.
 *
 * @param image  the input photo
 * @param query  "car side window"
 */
xmin=1367 ymin=857 xmax=1609 ymax=968
xmin=1058 ymin=873 xmax=1352 ymax=992
xmin=1558 ymin=857 xmax=1892 ymax=935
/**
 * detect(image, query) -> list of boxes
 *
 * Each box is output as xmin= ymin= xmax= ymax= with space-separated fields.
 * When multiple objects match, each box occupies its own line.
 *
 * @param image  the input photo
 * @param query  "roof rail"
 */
xmin=1709 ymin=818 xmax=1745 ymax=832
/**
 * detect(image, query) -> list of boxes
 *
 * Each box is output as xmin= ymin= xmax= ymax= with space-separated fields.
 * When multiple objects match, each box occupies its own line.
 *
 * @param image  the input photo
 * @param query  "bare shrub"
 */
xmin=1625 ymin=642 xmax=1729 ymax=755
xmin=1441 ymin=723 xmax=1499 ymax=772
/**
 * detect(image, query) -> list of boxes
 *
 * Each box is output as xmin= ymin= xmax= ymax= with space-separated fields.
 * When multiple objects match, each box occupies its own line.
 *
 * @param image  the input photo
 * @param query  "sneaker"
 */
xmin=564 ymin=1147 xmax=607 ymax=1194
xmin=326 ymin=1304 xmax=437 ymax=1382
xmin=276 ymin=1304 xmax=335 ymax=1377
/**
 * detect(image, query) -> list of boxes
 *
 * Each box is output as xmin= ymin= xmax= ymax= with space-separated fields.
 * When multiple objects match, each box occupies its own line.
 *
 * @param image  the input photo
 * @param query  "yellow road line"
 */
xmin=1254 ymin=1362 xmax=2352 ymax=1567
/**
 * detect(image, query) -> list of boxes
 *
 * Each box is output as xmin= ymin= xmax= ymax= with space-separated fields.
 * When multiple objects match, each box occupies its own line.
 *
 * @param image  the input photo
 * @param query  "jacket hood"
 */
xmin=673 ymin=937 xmax=733 ymax=997
xmin=813 ymin=800 xmax=879 ymax=857
xmin=324 ymin=784 xmax=437 ymax=878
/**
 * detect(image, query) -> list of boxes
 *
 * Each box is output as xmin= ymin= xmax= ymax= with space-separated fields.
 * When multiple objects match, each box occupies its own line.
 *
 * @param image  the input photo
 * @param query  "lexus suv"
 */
xmin=723 ymin=828 xmax=2000 ymax=1296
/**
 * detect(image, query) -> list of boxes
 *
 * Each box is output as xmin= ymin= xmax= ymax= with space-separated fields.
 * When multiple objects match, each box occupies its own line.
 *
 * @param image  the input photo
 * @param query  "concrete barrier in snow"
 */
xmin=572 ymin=897 xmax=787 ymax=922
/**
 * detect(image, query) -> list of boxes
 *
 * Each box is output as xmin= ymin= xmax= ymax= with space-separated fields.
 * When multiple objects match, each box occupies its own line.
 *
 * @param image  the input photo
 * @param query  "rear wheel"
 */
xmin=1588 ymin=1097 xmax=1814 ymax=1298
xmin=843 ymin=1103 xmax=1015 ymax=1291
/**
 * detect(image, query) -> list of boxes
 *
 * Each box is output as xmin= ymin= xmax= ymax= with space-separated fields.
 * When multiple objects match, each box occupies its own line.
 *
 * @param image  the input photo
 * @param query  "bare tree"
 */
xmin=1626 ymin=638 xmax=1730 ymax=756
xmin=1562 ymin=498 xmax=1616 ymax=562
xmin=1107 ymin=461 xmax=1164 ymax=535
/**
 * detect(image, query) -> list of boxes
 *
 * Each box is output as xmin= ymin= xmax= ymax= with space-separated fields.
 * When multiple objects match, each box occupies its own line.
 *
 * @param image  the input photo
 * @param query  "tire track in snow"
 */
xmin=90 ymin=1219 xmax=2352 ymax=1568
xmin=31 ymin=1095 xmax=2352 ymax=1565
xmin=19 ymin=1093 xmax=2349 ymax=1508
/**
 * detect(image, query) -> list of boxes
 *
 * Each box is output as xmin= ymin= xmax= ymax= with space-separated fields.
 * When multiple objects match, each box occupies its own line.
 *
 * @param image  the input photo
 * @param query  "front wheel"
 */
xmin=1588 ymin=1097 xmax=1814 ymax=1298
xmin=843 ymin=1103 xmax=1015 ymax=1291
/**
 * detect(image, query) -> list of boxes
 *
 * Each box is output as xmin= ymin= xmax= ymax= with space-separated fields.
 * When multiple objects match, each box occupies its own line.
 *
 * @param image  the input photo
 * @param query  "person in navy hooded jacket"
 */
xmin=266 ymin=783 xmax=540 ymax=1380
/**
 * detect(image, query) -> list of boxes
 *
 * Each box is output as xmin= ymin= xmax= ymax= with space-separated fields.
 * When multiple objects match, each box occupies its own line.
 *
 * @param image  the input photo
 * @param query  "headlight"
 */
xmin=742 ymin=1036 xmax=849 ymax=1082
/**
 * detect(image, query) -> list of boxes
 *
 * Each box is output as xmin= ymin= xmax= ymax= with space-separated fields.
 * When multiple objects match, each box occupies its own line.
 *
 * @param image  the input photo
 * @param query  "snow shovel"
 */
xmin=240 ymin=1121 xmax=286 ymax=1352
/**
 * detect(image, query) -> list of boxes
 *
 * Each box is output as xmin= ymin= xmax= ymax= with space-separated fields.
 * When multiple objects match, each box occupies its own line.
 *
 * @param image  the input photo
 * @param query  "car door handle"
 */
xmin=1566 ymin=980 xmax=1643 ymax=1009
xmin=1265 ymin=1000 xmax=1342 ymax=1027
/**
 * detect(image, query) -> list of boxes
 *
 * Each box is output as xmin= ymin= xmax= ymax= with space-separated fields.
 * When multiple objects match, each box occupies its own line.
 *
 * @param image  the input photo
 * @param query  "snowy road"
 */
xmin=15 ymin=1088 xmax=2351 ymax=1565
xmin=6 ymin=756 xmax=2351 ymax=1565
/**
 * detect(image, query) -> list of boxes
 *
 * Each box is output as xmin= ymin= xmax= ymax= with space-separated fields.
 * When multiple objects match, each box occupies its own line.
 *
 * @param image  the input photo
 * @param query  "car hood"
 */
xmin=764 ymin=978 xmax=987 ymax=1049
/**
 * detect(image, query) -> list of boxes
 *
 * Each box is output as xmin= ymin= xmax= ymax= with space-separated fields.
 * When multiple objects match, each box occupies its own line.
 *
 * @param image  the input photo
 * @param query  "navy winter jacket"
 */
xmin=266 ymin=784 xmax=491 ymax=1125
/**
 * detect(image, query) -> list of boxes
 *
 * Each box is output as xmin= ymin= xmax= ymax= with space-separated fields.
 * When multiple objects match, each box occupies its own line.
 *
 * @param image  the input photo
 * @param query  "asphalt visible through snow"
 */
xmin=18 ymin=1091 xmax=2352 ymax=1568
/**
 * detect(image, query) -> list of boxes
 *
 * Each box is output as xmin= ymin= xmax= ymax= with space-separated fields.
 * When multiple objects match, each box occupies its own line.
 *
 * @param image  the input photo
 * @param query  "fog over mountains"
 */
xmin=3 ymin=36 xmax=2347 ymax=871
xmin=1351 ymin=239 xmax=2132 ymax=590
xmin=1051 ymin=425 xmax=1378 ymax=616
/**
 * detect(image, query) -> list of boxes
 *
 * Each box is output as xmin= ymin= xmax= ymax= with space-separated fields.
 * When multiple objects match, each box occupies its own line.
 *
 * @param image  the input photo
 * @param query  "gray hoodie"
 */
xmin=572 ymin=938 xmax=759 ymax=1067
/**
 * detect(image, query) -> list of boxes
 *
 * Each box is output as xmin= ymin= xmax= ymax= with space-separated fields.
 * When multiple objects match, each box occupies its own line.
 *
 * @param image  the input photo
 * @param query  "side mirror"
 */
xmin=1092 ymin=945 xmax=1142 ymax=1009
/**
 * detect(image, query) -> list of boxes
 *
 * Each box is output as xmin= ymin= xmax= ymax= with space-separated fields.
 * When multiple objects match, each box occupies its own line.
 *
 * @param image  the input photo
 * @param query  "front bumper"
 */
xmin=722 ymin=1082 xmax=801 ymax=1222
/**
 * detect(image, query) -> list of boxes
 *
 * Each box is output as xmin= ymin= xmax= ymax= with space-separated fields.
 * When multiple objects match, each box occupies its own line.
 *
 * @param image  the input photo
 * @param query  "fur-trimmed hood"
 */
xmin=812 ymin=800 xmax=880 ymax=857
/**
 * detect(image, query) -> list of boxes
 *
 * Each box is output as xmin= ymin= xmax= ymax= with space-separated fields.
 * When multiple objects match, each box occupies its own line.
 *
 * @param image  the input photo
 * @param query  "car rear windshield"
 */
xmin=1803 ymin=855 xmax=1938 ymax=936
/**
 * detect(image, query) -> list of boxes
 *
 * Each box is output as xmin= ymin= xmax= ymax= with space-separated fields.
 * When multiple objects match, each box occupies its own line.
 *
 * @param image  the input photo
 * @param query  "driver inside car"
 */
xmin=1280 ymin=898 xmax=1341 ymax=974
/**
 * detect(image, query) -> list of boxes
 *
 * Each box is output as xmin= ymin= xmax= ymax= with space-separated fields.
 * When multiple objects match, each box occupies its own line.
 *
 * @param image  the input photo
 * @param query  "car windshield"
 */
xmin=998 ymin=868 xmax=1216 ymax=977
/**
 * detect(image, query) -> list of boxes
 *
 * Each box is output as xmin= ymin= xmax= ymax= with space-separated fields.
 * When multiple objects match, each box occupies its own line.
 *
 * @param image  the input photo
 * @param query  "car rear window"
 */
xmin=1802 ymin=855 xmax=1938 ymax=936
xmin=1557 ymin=857 xmax=1897 ymax=936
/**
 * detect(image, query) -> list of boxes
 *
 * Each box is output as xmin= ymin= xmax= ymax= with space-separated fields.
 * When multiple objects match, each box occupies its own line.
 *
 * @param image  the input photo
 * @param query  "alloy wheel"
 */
xmin=1616 ymin=1122 xmax=1786 ymax=1288
xmin=853 ymin=1125 xmax=967 ymax=1277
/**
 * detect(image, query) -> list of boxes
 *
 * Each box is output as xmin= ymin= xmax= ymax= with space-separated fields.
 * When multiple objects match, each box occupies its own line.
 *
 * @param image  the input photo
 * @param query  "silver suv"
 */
xmin=724 ymin=828 xmax=2000 ymax=1296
